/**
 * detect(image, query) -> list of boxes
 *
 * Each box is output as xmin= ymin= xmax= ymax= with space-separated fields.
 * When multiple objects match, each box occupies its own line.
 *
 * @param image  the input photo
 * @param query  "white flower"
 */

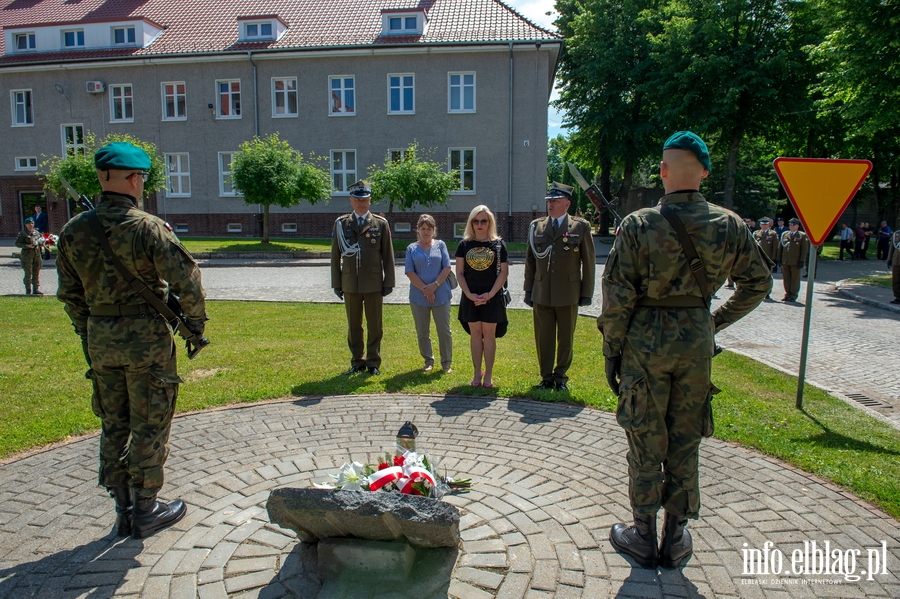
xmin=336 ymin=461 xmax=366 ymax=491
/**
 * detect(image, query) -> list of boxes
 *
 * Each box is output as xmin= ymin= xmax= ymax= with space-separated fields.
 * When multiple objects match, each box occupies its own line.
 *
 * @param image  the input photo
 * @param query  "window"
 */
xmin=394 ymin=222 xmax=411 ymax=233
xmin=331 ymin=150 xmax=357 ymax=192
xmin=388 ymin=74 xmax=414 ymax=114
xmin=11 ymin=90 xmax=33 ymax=126
xmin=174 ymin=224 xmax=189 ymax=233
xmin=383 ymin=13 xmax=422 ymax=34
xmin=227 ymin=223 xmax=243 ymax=233
xmin=219 ymin=152 xmax=238 ymax=196
xmin=113 ymin=26 xmax=136 ymax=45
xmin=448 ymin=72 xmax=475 ymax=113
xmin=15 ymin=157 xmax=38 ymax=171
xmin=389 ymin=16 xmax=418 ymax=30
xmin=449 ymin=148 xmax=475 ymax=192
xmin=244 ymin=22 xmax=273 ymax=39
xmin=388 ymin=149 xmax=407 ymax=164
xmin=63 ymin=30 xmax=85 ymax=48
xmin=15 ymin=33 xmax=36 ymax=51
xmin=162 ymin=82 xmax=186 ymax=120
xmin=110 ymin=85 xmax=134 ymax=122
xmin=165 ymin=153 xmax=190 ymax=197
xmin=217 ymin=80 xmax=241 ymax=118
xmin=453 ymin=223 xmax=466 ymax=238
xmin=281 ymin=223 xmax=297 ymax=233
xmin=272 ymin=78 xmax=298 ymax=117
xmin=329 ymin=76 xmax=355 ymax=116
xmin=61 ymin=124 xmax=85 ymax=156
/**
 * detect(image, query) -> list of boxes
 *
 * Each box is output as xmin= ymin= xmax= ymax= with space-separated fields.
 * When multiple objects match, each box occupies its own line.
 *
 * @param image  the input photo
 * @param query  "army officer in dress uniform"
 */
xmin=779 ymin=218 xmax=809 ymax=302
xmin=524 ymin=182 xmax=595 ymax=391
xmin=753 ymin=217 xmax=781 ymax=299
xmin=331 ymin=180 xmax=395 ymax=375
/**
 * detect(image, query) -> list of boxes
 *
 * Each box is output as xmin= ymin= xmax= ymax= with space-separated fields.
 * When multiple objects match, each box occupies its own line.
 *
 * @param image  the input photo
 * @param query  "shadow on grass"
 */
xmin=796 ymin=409 xmax=900 ymax=457
xmin=290 ymin=372 xmax=383 ymax=398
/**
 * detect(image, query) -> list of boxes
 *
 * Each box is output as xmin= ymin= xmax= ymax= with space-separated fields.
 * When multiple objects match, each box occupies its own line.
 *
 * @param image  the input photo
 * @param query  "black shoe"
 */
xmin=532 ymin=380 xmax=555 ymax=390
xmin=108 ymin=487 xmax=133 ymax=537
xmin=891 ymin=299 xmax=900 ymax=305
xmin=344 ymin=365 xmax=365 ymax=375
xmin=659 ymin=512 xmax=693 ymax=568
xmin=131 ymin=494 xmax=186 ymax=539
xmin=610 ymin=512 xmax=658 ymax=569
xmin=367 ymin=367 xmax=381 ymax=375
xmin=555 ymin=382 xmax=569 ymax=392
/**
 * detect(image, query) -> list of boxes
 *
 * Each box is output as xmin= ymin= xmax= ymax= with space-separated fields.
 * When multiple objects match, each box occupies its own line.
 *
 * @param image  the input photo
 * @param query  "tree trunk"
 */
xmin=262 ymin=204 xmax=270 ymax=244
xmin=722 ymin=129 xmax=741 ymax=210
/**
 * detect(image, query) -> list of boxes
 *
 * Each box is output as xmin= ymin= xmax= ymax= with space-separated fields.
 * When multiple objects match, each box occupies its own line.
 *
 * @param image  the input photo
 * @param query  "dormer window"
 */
xmin=380 ymin=10 xmax=425 ymax=35
xmin=245 ymin=22 xmax=273 ymax=39
xmin=112 ymin=26 xmax=136 ymax=45
xmin=63 ymin=29 xmax=85 ymax=48
xmin=237 ymin=16 xmax=286 ymax=41
xmin=390 ymin=16 xmax=417 ymax=31
xmin=15 ymin=33 xmax=36 ymax=51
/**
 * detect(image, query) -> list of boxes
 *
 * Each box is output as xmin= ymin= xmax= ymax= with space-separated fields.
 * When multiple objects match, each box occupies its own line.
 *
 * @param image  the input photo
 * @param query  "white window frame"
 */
xmin=387 ymin=73 xmax=415 ymax=115
xmin=174 ymin=223 xmax=189 ymax=233
xmin=110 ymin=84 xmax=134 ymax=122
xmin=281 ymin=222 xmax=298 ymax=233
xmin=272 ymin=77 xmax=298 ymax=117
xmin=62 ymin=29 xmax=85 ymax=48
xmin=382 ymin=12 xmax=424 ymax=35
xmin=61 ymin=124 xmax=85 ymax=156
xmin=449 ymin=148 xmax=475 ymax=193
xmin=15 ymin=33 xmax=36 ymax=51
xmin=161 ymin=82 xmax=187 ymax=121
xmin=11 ymin=89 xmax=33 ymax=127
xmin=112 ymin=26 xmax=136 ymax=45
xmin=219 ymin=152 xmax=239 ymax=196
xmin=227 ymin=223 xmax=243 ymax=233
xmin=388 ymin=148 xmax=407 ymax=164
xmin=329 ymin=76 xmax=355 ymax=116
xmin=243 ymin=21 xmax=274 ymax=40
xmin=15 ymin=157 xmax=38 ymax=171
xmin=165 ymin=153 xmax=191 ymax=198
xmin=448 ymin=72 xmax=476 ymax=114
xmin=216 ymin=80 xmax=242 ymax=119
xmin=330 ymin=150 xmax=357 ymax=194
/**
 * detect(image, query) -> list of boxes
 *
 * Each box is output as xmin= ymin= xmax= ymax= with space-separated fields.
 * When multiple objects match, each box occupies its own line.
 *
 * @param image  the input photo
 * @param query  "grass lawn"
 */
xmin=3 ymin=297 xmax=899 ymax=518
xmin=851 ymin=274 xmax=892 ymax=289
xmin=178 ymin=236 xmax=528 ymax=254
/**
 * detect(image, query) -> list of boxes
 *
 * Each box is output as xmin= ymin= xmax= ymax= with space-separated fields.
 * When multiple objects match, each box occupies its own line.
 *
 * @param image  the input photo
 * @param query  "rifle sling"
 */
xmin=658 ymin=204 xmax=712 ymax=309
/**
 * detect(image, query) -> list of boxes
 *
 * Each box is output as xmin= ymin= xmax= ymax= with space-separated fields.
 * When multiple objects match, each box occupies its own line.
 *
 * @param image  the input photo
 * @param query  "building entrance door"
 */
xmin=19 ymin=191 xmax=46 ymax=227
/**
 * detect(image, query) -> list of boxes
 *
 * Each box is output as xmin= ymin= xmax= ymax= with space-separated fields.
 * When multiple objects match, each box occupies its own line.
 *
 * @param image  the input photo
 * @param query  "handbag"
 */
xmin=500 ymin=286 xmax=512 ymax=307
xmin=447 ymin=271 xmax=458 ymax=290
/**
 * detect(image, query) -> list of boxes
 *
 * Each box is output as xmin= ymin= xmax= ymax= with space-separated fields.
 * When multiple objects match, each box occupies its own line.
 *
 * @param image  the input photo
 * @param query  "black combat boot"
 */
xmin=131 ymin=493 xmax=187 ymax=539
xmin=659 ymin=512 xmax=693 ymax=568
xmin=32 ymin=287 xmax=43 ymax=296
xmin=24 ymin=285 xmax=31 ymax=295
xmin=610 ymin=512 xmax=658 ymax=569
xmin=108 ymin=487 xmax=133 ymax=537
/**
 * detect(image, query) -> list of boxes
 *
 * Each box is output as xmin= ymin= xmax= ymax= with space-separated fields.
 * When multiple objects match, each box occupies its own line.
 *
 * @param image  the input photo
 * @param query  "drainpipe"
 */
xmin=248 ymin=51 xmax=263 ymax=236
xmin=507 ymin=41 xmax=514 ymax=241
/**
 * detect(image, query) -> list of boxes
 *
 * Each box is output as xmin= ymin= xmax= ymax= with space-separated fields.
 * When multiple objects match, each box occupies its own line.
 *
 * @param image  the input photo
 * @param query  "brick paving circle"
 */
xmin=1 ymin=395 xmax=899 ymax=598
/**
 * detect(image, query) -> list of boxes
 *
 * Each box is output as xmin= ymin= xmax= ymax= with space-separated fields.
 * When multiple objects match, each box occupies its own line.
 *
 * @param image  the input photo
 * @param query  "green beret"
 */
xmin=663 ymin=131 xmax=711 ymax=172
xmin=24 ymin=217 xmax=34 ymax=224
xmin=95 ymin=142 xmax=151 ymax=170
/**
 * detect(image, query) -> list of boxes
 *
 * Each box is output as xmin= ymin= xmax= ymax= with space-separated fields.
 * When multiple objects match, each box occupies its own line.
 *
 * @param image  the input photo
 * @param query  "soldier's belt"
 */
xmin=635 ymin=296 xmax=707 ymax=308
xmin=90 ymin=303 xmax=157 ymax=317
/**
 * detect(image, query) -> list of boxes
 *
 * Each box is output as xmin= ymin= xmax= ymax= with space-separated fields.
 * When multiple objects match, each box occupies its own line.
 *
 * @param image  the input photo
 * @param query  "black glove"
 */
xmin=382 ymin=287 xmax=393 ymax=297
xmin=524 ymin=291 xmax=533 ymax=307
xmin=798 ymin=261 xmax=804 ymax=270
xmin=888 ymin=261 xmax=892 ymax=269
xmin=185 ymin=319 xmax=205 ymax=337
xmin=334 ymin=288 xmax=343 ymax=300
xmin=605 ymin=356 xmax=622 ymax=395
xmin=579 ymin=296 xmax=592 ymax=306
xmin=714 ymin=344 xmax=723 ymax=357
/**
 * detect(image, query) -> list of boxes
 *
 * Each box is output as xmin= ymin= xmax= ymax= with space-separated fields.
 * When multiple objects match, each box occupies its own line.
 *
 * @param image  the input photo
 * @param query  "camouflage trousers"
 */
xmin=617 ymin=342 xmax=716 ymax=519
xmin=86 ymin=314 xmax=183 ymax=499
xmin=20 ymin=249 xmax=41 ymax=290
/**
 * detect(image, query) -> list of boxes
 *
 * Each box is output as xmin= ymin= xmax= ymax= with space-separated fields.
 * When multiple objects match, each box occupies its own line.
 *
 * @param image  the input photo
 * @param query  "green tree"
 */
xmin=231 ymin=133 xmax=332 ymax=243
xmin=40 ymin=132 xmax=166 ymax=211
xmin=367 ymin=143 xmax=457 ymax=218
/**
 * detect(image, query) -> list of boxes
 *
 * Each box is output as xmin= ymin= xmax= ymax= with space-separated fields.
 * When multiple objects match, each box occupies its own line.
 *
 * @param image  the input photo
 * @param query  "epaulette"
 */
xmin=572 ymin=216 xmax=590 ymax=225
xmin=531 ymin=217 xmax=543 ymax=225
xmin=371 ymin=213 xmax=388 ymax=223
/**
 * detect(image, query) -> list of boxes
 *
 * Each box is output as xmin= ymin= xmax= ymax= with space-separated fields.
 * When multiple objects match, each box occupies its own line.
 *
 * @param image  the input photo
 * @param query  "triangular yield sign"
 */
xmin=773 ymin=158 xmax=872 ymax=245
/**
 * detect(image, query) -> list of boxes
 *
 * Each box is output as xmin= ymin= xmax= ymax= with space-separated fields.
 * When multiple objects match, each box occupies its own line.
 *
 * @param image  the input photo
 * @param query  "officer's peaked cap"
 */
xmin=663 ymin=131 xmax=711 ymax=172
xmin=95 ymin=142 xmax=151 ymax=170
xmin=349 ymin=180 xmax=372 ymax=198
xmin=789 ymin=218 xmax=801 ymax=225
xmin=759 ymin=217 xmax=771 ymax=224
xmin=545 ymin=182 xmax=574 ymax=200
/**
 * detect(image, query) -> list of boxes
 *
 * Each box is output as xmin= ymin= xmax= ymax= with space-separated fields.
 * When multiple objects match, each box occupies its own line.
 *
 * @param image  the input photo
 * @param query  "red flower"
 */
xmin=377 ymin=462 xmax=390 ymax=471
xmin=393 ymin=455 xmax=405 ymax=467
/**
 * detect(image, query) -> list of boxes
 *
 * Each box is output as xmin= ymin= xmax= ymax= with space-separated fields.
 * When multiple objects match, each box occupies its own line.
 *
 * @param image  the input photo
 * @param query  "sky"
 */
xmin=505 ymin=0 xmax=565 ymax=138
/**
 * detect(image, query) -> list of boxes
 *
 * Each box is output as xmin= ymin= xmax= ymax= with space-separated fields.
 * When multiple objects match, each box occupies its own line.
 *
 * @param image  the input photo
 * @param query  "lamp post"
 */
xmin=396 ymin=421 xmax=418 ymax=456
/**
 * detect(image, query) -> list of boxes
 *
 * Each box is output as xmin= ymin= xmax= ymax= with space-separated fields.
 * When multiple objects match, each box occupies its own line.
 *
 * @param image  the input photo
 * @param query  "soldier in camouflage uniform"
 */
xmin=56 ymin=142 xmax=207 ymax=538
xmin=779 ymin=218 xmax=809 ymax=302
xmin=524 ymin=182 xmax=595 ymax=391
xmin=15 ymin=217 xmax=43 ymax=295
xmin=888 ymin=222 xmax=900 ymax=305
xmin=331 ymin=180 xmax=395 ymax=375
xmin=598 ymin=132 xmax=772 ymax=569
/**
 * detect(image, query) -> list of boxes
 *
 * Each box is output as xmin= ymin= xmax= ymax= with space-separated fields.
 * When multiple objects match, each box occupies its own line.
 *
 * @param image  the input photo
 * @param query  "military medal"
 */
xmin=371 ymin=238 xmax=377 ymax=244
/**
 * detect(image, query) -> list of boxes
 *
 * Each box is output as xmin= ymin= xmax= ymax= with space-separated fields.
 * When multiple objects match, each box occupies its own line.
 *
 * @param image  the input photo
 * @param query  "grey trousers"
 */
xmin=410 ymin=301 xmax=453 ymax=369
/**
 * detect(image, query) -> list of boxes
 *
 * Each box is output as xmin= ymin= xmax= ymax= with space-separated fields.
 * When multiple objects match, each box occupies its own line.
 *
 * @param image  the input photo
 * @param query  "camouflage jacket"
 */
xmin=15 ymin=229 xmax=42 ymax=252
xmin=56 ymin=192 xmax=207 ymax=337
xmin=598 ymin=192 xmax=772 ymax=358
xmin=888 ymin=231 xmax=900 ymax=267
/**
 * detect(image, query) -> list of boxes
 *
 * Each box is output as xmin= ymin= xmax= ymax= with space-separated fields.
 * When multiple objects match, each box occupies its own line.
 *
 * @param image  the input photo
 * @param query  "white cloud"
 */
xmin=505 ymin=0 xmax=557 ymax=29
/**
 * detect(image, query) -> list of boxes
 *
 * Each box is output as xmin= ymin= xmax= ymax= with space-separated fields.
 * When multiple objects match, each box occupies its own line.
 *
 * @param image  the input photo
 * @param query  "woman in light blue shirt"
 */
xmin=405 ymin=214 xmax=453 ymax=372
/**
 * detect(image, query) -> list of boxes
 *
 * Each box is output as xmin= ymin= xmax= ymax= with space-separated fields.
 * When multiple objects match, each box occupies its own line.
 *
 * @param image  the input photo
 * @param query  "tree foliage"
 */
xmin=367 ymin=143 xmax=457 ymax=217
xmin=231 ymin=133 xmax=332 ymax=243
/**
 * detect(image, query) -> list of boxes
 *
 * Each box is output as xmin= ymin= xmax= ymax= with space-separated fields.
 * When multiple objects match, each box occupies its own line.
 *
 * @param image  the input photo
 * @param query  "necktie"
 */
xmin=358 ymin=217 xmax=364 ymax=228
xmin=552 ymin=219 xmax=558 ymax=235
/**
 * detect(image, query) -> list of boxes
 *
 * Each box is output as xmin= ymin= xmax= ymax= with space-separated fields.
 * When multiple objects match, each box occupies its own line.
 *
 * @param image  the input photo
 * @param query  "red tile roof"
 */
xmin=0 ymin=0 xmax=559 ymax=64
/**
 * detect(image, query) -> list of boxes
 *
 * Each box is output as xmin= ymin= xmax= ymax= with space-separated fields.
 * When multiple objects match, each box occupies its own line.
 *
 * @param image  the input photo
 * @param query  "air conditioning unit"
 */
xmin=86 ymin=81 xmax=105 ymax=94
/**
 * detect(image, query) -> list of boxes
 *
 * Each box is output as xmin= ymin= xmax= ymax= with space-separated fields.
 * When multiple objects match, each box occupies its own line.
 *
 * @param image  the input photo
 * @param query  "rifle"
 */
xmin=566 ymin=162 xmax=623 ymax=229
xmin=59 ymin=177 xmax=95 ymax=211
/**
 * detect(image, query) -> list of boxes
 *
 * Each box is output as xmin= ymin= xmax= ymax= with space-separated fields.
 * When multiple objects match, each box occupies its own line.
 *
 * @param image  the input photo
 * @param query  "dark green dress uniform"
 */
xmin=331 ymin=211 xmax=396 ymax=370
xmin=887 ymin=230 xmax=900 ymax=303
xmin=752 ymin=228 xmax=781 ymax=264
xmin=15 ymin=222 xmax=42 ymax=294
xmin=780 ymin=225 xmax=809 ymax=301
xmin=524 ymin=214 xmax=595 ymax=387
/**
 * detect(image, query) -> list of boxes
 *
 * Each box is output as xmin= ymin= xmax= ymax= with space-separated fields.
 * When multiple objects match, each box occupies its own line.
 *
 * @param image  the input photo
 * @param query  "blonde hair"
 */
xmin=416 ymin=214 xmax=437 ymax=240
xmin=463 ymin=205 xmax=500 ymax=241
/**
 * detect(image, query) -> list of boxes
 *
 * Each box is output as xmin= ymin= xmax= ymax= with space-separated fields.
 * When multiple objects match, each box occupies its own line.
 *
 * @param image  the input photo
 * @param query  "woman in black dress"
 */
xmin=455 ymin=205 xmax=508 ymax=388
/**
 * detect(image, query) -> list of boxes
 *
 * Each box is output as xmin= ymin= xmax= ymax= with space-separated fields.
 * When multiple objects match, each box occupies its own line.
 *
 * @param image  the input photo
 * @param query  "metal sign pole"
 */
xmin=795 ymin=247 xmax=818 ymax=409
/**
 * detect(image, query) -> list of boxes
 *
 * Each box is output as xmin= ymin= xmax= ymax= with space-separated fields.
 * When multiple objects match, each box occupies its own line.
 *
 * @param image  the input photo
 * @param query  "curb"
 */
xmin=834 ymin=278 xmax=900 ymax=314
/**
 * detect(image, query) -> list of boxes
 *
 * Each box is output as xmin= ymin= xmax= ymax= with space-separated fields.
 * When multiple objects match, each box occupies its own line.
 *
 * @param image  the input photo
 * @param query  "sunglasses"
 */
xmin=128 ymin=171 xmax=150 ymax=182
xmin=471 ymin=218 xmax=489 ymax=225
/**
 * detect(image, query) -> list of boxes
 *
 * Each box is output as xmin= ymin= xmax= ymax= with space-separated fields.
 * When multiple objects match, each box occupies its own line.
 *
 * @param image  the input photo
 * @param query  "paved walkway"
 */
xmin=2 ymin=395 xmax=899 ymax=599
